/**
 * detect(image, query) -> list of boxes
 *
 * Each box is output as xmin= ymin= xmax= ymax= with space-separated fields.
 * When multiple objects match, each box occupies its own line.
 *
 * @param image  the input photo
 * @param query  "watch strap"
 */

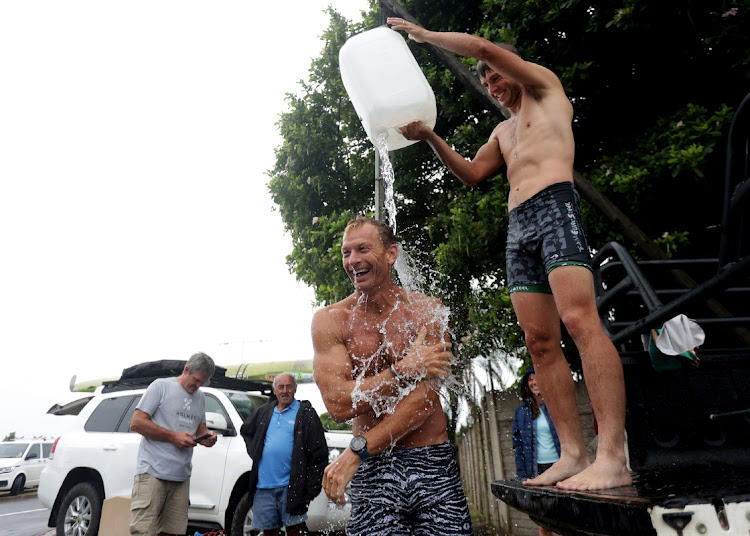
xmin=351 ymin=436 xmax=370 ymax=461
xmin=356 ymin=445 xmax=370 ymax=461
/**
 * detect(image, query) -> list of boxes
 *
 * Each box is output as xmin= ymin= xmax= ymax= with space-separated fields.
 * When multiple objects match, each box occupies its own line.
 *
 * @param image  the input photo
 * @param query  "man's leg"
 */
xmin=548 ymin=266 xmax=632 ymax=490
xmin=252 ymin=488 xmax=284 ymax=536
xmin=347 ymin=455 xmax=410 ymax=536
xmin=284 ymin=523 xmax=306 ymax=536
xmin=130 ymin=474 xmax=166 ymax=536
xmin=511 ymin=291 xmax=590 ymax=486
xmin=157 ymin=479 xmax=190 ymax=536
xmin=277 ymin=485 xmax=307 ymax=536
xmin=410 ymin=443 xmax=473 ymax=536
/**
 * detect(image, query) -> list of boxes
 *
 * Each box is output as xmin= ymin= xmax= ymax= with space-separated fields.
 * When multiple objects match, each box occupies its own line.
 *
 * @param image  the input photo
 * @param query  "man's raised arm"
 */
xmin=387 ymin=18 xmax=559 ymax=91
xmin=398 ymin=121 xmax=504 ymax=187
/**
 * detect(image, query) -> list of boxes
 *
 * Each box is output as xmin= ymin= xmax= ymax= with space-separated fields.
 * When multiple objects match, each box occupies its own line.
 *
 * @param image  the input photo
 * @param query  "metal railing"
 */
xmin=592 ymin=91 xmax=750 ymax=352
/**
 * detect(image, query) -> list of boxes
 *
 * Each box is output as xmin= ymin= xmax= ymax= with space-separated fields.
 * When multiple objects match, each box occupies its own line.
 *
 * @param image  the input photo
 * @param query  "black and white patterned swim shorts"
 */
xmin=347 ymin=441 xmax=473 ymax=536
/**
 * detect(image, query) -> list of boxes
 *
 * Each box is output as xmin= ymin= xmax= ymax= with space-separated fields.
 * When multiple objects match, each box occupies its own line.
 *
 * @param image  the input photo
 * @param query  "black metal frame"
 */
xmin=592 ymin=243 xmax=750 ymax=352
xmin=493 ymin=91 xmax=750 ymax=536
xmin=592 ymin=90 xmax=750 ymax=353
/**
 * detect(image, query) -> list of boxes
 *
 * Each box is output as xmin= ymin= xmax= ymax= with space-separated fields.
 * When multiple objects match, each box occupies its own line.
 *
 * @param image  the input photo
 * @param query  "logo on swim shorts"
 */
xmin=565 ymin=201 xmax=585 ymax=252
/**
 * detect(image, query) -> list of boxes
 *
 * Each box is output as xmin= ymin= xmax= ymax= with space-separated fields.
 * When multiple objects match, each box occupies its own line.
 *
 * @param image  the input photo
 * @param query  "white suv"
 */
xmin=38 ymin=371 xmax=351 ymax=536
xmin=0 ymin=439 xmax=54 ymax=495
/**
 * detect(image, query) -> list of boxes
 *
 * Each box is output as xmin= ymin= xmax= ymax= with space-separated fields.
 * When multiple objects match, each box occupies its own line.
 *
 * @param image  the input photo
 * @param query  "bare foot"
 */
xmin=555 ymin=456 xmax=632 ymax=491
xmin=524 ymin=456 xmax=590 ymax=487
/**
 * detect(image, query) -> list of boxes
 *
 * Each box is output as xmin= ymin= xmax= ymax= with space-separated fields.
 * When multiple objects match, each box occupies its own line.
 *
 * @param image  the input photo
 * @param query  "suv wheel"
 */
xmin=56 ymin=482 xmax=103 ymax=536
xmin=230 ymin=491 xmax=259 ymax=536
xmin=9 ymin=475 xmax=25 ymax=496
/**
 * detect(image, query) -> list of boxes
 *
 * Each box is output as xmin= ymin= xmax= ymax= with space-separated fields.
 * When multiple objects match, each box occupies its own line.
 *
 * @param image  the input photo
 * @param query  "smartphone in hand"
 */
xmin=193 ymin=433 xmax=211 ymax=443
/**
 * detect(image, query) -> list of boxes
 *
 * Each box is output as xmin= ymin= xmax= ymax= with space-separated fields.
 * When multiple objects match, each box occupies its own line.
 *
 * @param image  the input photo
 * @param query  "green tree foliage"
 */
xmin=320 ymin=412 xmax=353 ymax=431
xmin=3 ymin=432 xmax=16 ymax=442
xmin=268 ymin=0 xmax=748 ymax=380
xmin=268 ymin=8 xmax=377 ymax=306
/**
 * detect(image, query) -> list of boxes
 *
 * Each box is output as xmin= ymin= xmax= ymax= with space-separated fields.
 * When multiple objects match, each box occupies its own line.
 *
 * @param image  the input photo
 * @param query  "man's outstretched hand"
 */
xmin=398 ymin=120 xmax=433 ymax=141
xmin=387 ymin=17 xmax=427 ymax=43
xmin=323 ymin=448 xmax=361 ymax=505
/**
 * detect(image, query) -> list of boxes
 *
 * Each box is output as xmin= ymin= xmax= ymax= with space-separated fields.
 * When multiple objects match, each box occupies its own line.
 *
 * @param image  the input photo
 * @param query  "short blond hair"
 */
xmin=344 ymin=216 xmax=395 ymax=247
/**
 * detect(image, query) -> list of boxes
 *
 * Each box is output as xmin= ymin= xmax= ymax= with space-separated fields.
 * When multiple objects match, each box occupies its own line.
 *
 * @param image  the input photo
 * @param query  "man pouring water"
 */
xmin=387 ymin=18 xmax=631 ymax=492
xmin=312 ymin=216 xmax=472 ymax=536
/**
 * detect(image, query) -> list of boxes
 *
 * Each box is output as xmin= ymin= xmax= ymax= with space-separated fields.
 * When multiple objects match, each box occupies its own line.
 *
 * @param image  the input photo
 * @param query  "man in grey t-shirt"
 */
xmin=129 ymin=353 xmax=217 ymax=536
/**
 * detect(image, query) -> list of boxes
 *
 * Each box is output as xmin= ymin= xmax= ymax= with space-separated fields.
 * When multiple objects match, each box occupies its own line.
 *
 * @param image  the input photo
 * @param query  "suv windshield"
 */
xmin=225 ymin=392 xmax=266 ymax=422
xmin=0 ymin=443 xmax=29 ymax=458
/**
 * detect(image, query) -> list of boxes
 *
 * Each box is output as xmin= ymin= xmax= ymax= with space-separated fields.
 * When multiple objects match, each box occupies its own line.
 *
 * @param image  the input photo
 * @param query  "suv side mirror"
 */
xmin=26 ymin=452 xmax=39 ymax=460
xmin=205 ymin=412 xmax=232 ymax=436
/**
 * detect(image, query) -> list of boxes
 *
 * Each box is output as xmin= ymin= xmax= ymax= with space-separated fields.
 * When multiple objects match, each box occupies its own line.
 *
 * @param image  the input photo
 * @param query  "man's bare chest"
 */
xmin=346 ymin=313 xmax=416 ymax=373
xmin=497 ymin=111 xmax=547 ymax=157
xmin=495 ymin=97 xmax=573 ymax=160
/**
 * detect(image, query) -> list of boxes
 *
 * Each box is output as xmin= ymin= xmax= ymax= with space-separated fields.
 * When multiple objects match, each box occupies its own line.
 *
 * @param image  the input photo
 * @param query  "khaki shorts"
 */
xmin=130 ymin=473 xmax=190 ymax=535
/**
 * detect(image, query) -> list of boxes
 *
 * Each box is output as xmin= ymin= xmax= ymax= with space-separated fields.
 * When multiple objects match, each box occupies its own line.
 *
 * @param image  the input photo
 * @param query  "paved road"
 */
xmin=0 ymin=491 xmax=54 ymax=536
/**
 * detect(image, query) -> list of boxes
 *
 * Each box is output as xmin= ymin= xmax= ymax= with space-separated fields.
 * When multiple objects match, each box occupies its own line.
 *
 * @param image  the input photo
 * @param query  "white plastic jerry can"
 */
xmin=339 ymin=26 xmax=437 ymax=151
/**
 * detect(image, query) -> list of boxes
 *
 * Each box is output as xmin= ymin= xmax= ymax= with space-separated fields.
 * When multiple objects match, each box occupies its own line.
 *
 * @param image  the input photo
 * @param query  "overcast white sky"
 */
xmin=0 ymin=0 xmax=370 ymax=438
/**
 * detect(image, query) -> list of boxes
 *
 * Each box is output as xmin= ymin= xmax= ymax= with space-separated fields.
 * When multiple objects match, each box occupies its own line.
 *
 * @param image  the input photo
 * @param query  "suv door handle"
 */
xmin=103 ymin=445 xmax=119 ymax=451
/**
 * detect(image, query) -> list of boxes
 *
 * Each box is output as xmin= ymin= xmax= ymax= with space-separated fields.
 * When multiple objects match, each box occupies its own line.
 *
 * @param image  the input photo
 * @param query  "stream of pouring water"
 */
xmin=375 ymin=133 xmax=398 ymax=235
xmin=375 ymin=133 xmax=432 ymax=294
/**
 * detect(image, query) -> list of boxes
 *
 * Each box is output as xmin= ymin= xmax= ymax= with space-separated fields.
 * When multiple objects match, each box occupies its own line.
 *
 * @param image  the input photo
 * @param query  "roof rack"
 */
xmin=101 ymin=359 xmax=273 ymax=395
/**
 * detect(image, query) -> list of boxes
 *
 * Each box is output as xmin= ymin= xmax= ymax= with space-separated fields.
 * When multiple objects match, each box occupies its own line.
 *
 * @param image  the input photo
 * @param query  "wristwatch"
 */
xmin=350 ymin=435 xmax=370 ymax=461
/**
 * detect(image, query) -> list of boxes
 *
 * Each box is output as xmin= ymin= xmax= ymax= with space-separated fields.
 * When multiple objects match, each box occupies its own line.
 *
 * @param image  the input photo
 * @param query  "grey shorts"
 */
xmin=506 ymin=181 xmax=592 ymax=294
xmin=347 ymin=442 xmax=473 ymax=536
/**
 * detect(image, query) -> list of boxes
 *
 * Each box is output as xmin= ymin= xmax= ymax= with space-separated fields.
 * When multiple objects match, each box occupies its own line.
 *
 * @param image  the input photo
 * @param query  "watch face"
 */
xmin=350 ymin=436 xmax=366 ymax=452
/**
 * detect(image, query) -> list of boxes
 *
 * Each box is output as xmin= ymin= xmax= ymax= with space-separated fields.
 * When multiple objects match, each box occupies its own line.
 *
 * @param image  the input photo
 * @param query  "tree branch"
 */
xmin=377 ymin=1 xmax=750 ymax=344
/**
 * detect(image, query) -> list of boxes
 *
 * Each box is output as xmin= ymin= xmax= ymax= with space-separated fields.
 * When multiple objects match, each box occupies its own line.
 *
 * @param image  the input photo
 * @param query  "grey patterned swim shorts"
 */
xmin=506 ymin=181 xmax=592 ymax=294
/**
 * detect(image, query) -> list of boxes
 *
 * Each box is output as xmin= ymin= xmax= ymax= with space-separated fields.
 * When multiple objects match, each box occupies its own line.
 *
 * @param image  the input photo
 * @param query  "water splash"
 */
xmin=348 ymin=136 xmax=468 ymax=419
xmin=374 ymin=133 xmax=440 ymax=295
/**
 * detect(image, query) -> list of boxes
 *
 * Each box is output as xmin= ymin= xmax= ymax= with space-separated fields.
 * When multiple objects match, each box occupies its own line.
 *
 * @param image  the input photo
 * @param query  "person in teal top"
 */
xmin=512 ymin=368 xmax=562 ymax=535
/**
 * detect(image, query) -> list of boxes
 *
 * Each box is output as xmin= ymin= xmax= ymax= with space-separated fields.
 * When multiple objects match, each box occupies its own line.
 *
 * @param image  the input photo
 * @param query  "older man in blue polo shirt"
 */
xmin=240 ymin=373 xmax=328 ymax=536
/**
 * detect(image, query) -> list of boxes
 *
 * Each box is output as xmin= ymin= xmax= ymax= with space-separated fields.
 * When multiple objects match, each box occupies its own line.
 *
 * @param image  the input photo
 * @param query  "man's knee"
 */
xmin=558 ymin=304 xmax=604 ymax=344
xmin=524 ymin=328 xmax=562 ymax=357
xmin=559 ymin=309 xmax=587 ymax=341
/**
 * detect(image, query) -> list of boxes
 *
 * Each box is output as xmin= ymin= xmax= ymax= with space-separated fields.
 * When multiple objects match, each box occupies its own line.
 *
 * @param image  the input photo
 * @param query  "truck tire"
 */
xmin=9 ymin=475 xmax=24 ymax=496
xmin=230 ymin=491 xmax=259 ymax=536
xmin=56 ymin=482 xmax=103 ymax=536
